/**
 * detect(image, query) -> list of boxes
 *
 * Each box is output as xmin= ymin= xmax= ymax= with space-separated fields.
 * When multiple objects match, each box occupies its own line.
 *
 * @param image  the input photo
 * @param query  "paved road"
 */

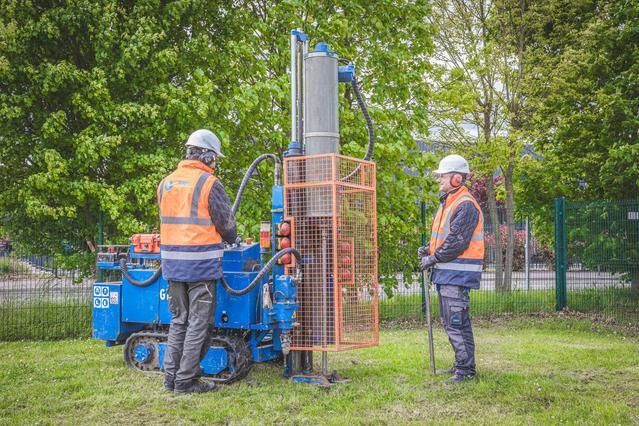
xmin=0 ymin=276 xmax=93 ymax=304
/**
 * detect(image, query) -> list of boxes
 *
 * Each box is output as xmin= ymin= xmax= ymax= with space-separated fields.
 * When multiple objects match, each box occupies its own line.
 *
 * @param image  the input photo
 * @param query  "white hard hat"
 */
xmin=433 ymin=154 xmax=470 ymax=174
xmin=185 ymin=129 xmax=225 ymax=158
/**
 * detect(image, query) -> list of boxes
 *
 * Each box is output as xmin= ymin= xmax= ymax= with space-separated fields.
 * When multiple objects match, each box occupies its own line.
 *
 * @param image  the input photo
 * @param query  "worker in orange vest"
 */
xmin=419 ymin=154 xmax=484 ymax=383
xmin=158 ymin=129 xmax=237 ymax=394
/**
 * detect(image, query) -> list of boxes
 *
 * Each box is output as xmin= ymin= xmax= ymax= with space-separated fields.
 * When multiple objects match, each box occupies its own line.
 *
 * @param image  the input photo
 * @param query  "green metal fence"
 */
xmin=555 ymin=198 xmax=639 ymax=325
xmin=379 ymin=203 xmax=556 ymax=323
xmin=0 ymin=248 xmax=94 ymax=340
xmin=0 ymin=242 xmax=121 ymax=341
xmin=1 ymin=198 xmax=637 ymax=341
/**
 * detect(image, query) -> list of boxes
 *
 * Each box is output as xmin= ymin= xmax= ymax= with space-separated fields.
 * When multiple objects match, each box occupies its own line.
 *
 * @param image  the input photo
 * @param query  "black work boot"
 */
xmin=164 ymin=374 xmax=175 ymax=392
xmin=174 ymin=379 xmax=218 ymax=394
xmin=444 ymin=373 xmax=476 ymax=383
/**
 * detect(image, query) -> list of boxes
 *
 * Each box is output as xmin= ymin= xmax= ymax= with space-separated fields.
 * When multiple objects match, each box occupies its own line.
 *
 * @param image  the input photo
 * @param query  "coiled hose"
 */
xmin=338 ymin=70 xmax=376 ymax=183
xmin=220 ymin=247 xmax=302 ymax=296
xmin=350 ymin=74 xmax=375 ymax=161
xmin=232 ymin=153 xmax=281 ymax=216
xmin=120 ymin=258 xmax=163 ymax=287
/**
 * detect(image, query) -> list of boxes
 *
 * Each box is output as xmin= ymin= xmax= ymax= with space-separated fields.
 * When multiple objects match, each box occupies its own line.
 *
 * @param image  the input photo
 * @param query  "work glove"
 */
xmin=419 ymin=255 xmax=438 ymax=271
xmin=417 ymin=244 xmax=430 ymax=258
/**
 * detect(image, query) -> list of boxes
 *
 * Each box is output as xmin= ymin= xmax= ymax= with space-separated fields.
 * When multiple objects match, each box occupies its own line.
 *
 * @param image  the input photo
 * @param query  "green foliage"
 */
xmin=0 ymin=1 xmax=436 ymax=288
xmin=0 ymin=257 xmax=28 ymax=275
xmin=519 ymin=0 xmax=639 ymax=204
xmin=427 ymin=0 xmax=528 ymax=179
xmin=223 ymin=1 xmax=437 ymax=287
xmin=1 ymin=0 xmax=243 ymax=251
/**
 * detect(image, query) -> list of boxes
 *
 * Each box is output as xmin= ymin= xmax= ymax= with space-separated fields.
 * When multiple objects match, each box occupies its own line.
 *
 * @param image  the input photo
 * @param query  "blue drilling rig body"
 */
xmin=92 ymin=184 xmax=298 ymax=382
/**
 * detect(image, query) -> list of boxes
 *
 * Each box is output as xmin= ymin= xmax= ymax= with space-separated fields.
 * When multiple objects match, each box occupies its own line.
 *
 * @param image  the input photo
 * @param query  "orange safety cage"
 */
xmin=284 ymin=154 xmax=379 ymax=351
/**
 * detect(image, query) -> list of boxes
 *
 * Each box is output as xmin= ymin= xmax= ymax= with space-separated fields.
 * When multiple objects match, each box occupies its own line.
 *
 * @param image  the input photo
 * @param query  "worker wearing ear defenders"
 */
xmin=418 ymin=154 xmax=484 ymax=383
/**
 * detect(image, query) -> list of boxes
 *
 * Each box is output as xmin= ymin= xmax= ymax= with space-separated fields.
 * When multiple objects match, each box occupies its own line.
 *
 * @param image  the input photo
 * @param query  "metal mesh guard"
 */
xmin=284 ymin=154 xmax=379 ymax=351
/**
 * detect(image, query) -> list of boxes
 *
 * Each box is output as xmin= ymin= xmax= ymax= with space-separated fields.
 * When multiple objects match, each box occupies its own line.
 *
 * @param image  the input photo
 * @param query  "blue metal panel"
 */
xmin=158 ymin=278 xmax=171 ymax=324
xmin=222 ymin=243 xmax=260 ymax=272
xmin=158 ymin=343 xmax=229 ymax=375
xmin=290 ymin=29 xmax=308 ymax=42
xmin=92 ymin=283 xmax=121 ymax=341
xmin=92 ymin=283 xmax=144 ymax=342
xmin=129 ymin=251 xmax=161 ymax=261
xmin=214 ymin=272 xmax=262 ymax=329
xmin=248 ymin=331 xmax=280 ymax=362
xmin=252 ymin=343 xmax=277 ymax=362
xmin=338 ymin=64 xmax=355 ymax=82
xmin=158 ymin=342 xmax=166 ymax=369
xmin=271 ymin=185 xmax=284 ymax=211
xmin=96 ymin=261 xmax=120 ymax=270
xmin=122 ymin=269 xmax=160 ymax=323
xmin=200 ymin=348 xmax=229 ymax=375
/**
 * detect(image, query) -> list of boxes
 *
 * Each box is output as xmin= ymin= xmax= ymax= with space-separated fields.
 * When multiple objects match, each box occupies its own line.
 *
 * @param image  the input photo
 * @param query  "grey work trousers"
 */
xmin=437 ymin=284 xmax=475 ymax=376
xmin=164 ymin=280 xmax=216 ymax=385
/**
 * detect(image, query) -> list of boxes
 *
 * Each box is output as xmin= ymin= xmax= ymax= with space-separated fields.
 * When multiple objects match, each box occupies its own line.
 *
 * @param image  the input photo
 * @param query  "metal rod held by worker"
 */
xmin=424 ymin=268 xmax=436 ymax=376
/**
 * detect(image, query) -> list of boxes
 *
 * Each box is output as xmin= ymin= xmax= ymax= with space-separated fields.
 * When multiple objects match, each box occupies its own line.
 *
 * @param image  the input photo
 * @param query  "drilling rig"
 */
xmin=92 ymin=29 xmax=378 ymax=386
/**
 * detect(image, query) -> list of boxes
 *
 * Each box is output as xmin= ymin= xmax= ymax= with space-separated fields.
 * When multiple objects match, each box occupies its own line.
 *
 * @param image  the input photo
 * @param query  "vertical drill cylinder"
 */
xmin=304 ymin=48 xmax=339 ymax=156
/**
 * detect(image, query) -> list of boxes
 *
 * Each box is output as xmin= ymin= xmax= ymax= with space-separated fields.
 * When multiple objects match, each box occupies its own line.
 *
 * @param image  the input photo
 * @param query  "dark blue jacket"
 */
xmin=431 ymin=190 xmax=481 ymax=289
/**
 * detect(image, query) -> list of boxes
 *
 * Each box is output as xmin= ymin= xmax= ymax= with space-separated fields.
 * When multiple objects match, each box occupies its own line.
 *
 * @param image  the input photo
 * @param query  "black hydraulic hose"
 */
xmin=232 ymin=153 xmax=281 ymax=216
xmin=119 ymin=258 xmax=162 ymax=287
xmin=220 ymin=248 xmax=302 ymax=296
xmin=351 ymin=75 xmax=375 ymax=161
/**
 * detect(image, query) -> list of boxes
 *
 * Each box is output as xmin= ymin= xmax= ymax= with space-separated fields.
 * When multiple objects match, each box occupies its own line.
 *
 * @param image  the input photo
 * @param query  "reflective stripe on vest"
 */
xmin=158 ymin=160 xmax=224 ymax=281
xmin=161 ymin=249 xmax=224 ymax=260
xmin=434 ymin=261 xmax=482 ymax=272
xmin=160 ymin=217 xmax=213 ymax=225
xmin=429 ymin=187 xmax=484 ymax=288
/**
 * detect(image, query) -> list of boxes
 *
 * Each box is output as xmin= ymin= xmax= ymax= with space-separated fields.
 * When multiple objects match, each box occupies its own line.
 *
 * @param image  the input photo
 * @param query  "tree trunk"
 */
xmin=486 ymin=175 xmax=505 ymax=291
xmin=503 ymin=164 xmax=515 ymax=291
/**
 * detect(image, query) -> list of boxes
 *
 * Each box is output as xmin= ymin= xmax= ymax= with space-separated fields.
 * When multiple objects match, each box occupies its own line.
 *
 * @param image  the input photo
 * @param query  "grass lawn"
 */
xmin=379 ymin=289 xmax=638 ymax=326
xmin=0 ymin=303 xmax=91 ymax=341
xmin=379 ymin=290 xmax=557 ymax=322
xmin=1 ymin=317 xmax=638 ymax=425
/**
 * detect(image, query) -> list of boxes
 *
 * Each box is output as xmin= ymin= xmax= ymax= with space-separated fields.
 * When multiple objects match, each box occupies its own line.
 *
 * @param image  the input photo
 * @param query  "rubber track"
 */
xmin=123 ymin=331 xmax=253 ymax=384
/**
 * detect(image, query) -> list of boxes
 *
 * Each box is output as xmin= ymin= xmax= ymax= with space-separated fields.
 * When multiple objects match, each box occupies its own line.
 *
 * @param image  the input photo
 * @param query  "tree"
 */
xmin=0 ymin=1 xmax=435 ymax=287
xmin=426 ymin=0 xmax=529 ymax=291
xmin=0 ymin=0 xmax=250 ymax=257
xmin=519 ymin=0 xmax=639 ymax=203
xmin=516 ymin=0 xmax=638 ymax=292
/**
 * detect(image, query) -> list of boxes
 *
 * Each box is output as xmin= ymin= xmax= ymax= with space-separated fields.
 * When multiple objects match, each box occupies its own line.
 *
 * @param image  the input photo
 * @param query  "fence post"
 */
xmin=554 ymin=197 xmax=567 ymax=310
xmin=525 ymin=215 xmax=530 ymax=291
xmin=97 ymin=208 xmax=103 ymax=282
xmin=420 ymin=201 xmax=427 ymax=319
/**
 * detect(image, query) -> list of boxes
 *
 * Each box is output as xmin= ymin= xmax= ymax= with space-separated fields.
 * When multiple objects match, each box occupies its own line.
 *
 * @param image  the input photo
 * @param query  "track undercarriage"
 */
xmin=123 ymin=329 xmax=253 ymax=384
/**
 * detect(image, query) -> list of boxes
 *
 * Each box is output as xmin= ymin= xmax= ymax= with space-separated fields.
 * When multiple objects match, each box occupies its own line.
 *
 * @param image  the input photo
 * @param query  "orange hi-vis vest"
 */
xmin=429 ymin=186 xmax=484 ymax=288
xmin=157 ymin=160 xmax=224 ymax=281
